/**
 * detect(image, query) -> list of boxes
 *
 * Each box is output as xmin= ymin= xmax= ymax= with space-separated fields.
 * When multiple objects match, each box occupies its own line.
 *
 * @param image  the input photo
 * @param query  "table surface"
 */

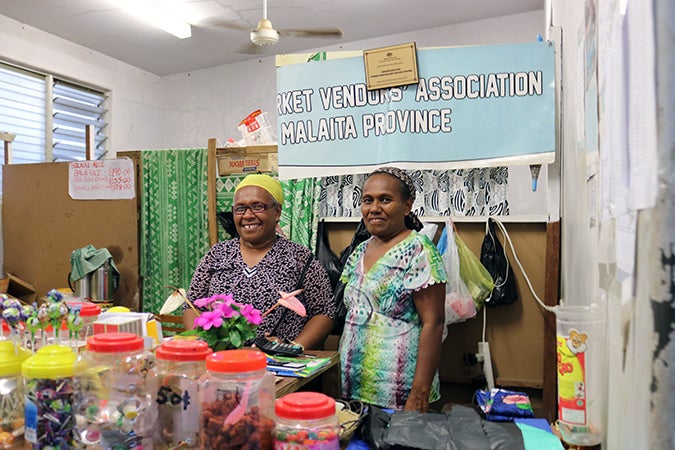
xmin=274 ymin=350 xmax=340 ymax=397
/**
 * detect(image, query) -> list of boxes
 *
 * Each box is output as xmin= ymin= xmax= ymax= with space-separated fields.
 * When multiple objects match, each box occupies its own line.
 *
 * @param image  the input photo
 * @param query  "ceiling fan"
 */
xmin=216 ymin=0 xmax=343 ymax=53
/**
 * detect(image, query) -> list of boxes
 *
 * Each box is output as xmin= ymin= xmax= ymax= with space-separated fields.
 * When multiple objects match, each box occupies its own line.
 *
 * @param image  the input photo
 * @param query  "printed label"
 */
xmin=557 ymin=329 xmax=589 ymax=426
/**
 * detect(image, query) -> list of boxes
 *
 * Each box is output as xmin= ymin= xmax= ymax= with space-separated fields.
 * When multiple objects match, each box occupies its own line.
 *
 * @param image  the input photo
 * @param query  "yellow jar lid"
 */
xmin=21 ymin=344 xmax=77 ymax=379
xmin=0 ymin=340 xmax=31 ymax=377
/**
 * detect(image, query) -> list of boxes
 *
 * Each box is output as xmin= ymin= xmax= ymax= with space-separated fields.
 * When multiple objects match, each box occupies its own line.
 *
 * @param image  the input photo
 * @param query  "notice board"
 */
xmin=2 ymin=161 xmax=139 ymax=308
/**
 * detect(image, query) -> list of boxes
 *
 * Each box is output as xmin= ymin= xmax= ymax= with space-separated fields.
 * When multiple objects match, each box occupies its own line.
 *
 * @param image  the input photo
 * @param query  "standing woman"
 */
xmin=339 ymin=167 xmax=447 ymax=412
xmin=182 ymin=174 xmax=336 ymax=350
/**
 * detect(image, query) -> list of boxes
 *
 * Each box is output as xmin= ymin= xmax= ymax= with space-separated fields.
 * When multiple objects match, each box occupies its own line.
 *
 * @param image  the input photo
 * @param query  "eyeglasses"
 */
xmin=231 ymin=203 xmax=276 ymax=215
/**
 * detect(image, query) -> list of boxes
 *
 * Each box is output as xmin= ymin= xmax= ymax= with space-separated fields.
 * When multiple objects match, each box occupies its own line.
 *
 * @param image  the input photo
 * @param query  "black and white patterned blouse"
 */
xmin=186 ymin=236 xmax=336 ymax=341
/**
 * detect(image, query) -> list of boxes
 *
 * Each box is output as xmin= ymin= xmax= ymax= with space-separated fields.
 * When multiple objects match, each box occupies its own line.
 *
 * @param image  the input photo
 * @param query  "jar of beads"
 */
xmin=21 ymin=344 xmax=79 ymax=449
xmin=75 ymin=332 xmax=157 ymax=449
xmin=199 ymin=349 xmax=275 ymax=450
xmin=274 ymin=392 xmax=340 ymax=450
xmin=0 ymin=340 xmax=30 ymax=448
xmin=155 ymin=339 xmax=212 ymax=448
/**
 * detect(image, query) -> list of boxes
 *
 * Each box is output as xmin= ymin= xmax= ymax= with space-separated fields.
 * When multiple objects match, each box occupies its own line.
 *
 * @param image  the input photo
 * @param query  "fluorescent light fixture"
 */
xmin=113 ymin=0 xmax=192 ymax=39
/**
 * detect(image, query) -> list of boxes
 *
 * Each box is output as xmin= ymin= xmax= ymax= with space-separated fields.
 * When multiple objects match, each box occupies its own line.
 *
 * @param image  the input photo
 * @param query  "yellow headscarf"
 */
xmin=234 ymin=174 xmax=284 ymax=205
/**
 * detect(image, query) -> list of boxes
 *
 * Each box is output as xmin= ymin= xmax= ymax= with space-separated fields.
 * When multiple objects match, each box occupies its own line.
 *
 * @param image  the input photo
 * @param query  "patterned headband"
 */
xmin=369 ymin=166 xmax=417 ymax=202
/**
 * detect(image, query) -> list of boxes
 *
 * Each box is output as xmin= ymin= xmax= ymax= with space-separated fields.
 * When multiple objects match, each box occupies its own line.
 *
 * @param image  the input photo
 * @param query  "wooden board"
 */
xmin=2 ymin=162 xmax=139 ymax=309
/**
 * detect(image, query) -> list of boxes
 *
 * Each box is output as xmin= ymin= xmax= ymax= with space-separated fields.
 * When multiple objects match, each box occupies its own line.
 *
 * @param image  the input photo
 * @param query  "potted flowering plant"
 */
xmin=159 ymin=286 xmax=307 ymax=351
xmin=184 ymin=294 xmax=262 ymax=351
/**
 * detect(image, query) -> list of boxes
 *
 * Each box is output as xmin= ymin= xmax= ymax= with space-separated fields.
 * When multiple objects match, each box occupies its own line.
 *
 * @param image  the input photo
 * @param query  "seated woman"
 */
xmin=339 ymin=167 xmax=447 ymax=412
xmin=182 ymin=174 xmax=336 ymax=350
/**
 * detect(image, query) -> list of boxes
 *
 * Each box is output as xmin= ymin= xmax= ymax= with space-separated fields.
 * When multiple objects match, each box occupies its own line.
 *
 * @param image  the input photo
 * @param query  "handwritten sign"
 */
xmin=68 ymin=158 xmax=135 ymax=200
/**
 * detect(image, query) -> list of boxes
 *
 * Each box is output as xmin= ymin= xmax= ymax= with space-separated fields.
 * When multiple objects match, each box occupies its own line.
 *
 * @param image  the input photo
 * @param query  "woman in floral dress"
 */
xmin=340 ymin=167 xmax=447 ymax=412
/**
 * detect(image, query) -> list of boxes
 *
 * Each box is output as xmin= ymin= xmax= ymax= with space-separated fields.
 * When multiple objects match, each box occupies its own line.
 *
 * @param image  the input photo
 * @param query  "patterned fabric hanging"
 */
xmin=140 ymin=148 xmax=210 ymax=314
xmin=319 ymin=168 xmax=510 ymax=218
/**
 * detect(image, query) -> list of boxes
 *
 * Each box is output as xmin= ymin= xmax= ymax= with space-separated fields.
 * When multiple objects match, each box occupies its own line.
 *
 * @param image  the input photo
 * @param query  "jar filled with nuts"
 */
xmin=155 ymin=339 xmax=212 ymax=448
xmin=199 ymin=349 xmax=275 ymax=450
xmin=75 ymin=332 xmax=157 ymax=449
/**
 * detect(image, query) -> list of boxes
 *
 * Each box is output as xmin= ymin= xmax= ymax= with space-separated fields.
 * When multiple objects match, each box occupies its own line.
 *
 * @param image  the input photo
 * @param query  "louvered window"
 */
xmin=0 ymin=62 xmax=108 ymax=194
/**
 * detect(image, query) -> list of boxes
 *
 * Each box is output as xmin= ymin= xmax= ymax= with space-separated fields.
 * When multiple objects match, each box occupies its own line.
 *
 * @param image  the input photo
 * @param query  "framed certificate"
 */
xmin=363 ymin=42 xmax=419 ymax=90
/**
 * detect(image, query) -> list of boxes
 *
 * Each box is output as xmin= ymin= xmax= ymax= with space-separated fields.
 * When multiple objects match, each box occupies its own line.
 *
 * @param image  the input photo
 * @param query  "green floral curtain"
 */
xmin=140 ymin=149 xmax=210 ymax=314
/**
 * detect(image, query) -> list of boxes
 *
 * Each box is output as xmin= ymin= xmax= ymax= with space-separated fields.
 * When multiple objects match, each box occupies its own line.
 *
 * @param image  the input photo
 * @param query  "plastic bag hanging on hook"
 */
xmin=436 ymin=222 xmax=477 ymax=335
xmin=480 ymin=218 xmax=518 ymax=307
xmin=451 ymin=223 xmax=494 ymax=308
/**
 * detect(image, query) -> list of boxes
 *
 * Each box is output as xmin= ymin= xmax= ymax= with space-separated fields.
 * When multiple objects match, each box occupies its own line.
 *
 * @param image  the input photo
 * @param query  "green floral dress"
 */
xmin=339 ymin=231 xmax=448 ymax=409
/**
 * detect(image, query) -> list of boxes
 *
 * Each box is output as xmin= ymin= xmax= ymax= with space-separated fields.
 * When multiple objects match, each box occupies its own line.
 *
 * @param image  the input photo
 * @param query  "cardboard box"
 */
xmin=217 ymin=152 xmax=278 ymax=176
xmin=93 ymin=315 xmax=143 ymax=336
xmin=1 ymin=273 xmax=37 ymax=303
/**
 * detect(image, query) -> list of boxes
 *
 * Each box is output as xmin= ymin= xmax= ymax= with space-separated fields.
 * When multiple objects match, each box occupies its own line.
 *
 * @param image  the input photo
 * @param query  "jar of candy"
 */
xmin=22 ymin=344 xmax=79 ymax=449
xmin=0 ymin=340 xmax=30 ymax=448
xmin=75 ymin=332 xmax=157 ymax=449
xmin=155 ymin=339 xmax=212 ymax=448
xmin=274 ymin=392 xmax=340 ymax=449
xmin=199 ymin=349 xmax=275 ymax=450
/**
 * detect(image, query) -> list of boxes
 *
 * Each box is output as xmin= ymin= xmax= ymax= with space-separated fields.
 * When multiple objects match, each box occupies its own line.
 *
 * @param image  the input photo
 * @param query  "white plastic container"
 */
xmin=556 ymin=304 xmax=606 ymax=446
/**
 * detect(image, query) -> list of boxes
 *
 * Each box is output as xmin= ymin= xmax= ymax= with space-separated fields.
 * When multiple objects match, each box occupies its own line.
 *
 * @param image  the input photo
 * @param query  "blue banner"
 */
xmin=276 ymin=42 xmax=555 ymax=179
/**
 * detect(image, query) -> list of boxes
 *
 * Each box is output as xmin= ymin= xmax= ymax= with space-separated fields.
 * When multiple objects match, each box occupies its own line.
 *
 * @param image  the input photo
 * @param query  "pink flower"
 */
xmin=240 ymin=303 xmax=262 ymax=325
xmin=194 ymin=310 xmax=223 ymax=330
xmin=194 ymin=296 xmax=215 ymax=308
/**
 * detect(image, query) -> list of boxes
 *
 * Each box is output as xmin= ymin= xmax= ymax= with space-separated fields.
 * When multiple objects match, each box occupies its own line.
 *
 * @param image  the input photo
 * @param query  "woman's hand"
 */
xmin=404 ymin=385 xmax=431 ymax=412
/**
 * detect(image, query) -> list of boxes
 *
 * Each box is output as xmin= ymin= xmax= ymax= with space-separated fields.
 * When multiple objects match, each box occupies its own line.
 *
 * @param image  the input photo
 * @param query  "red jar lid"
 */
xmin=205 ymin=349 xmax=266 ymax=373
xmin=87 ymin=332 xmax=143 ymax=353
xmin=67 ymin=301 xmax=101 ymax=317
xmin=156 ymin=339 xmax=212 ymax=361
xmin=276 ymin=392 xmax=336 ymax=420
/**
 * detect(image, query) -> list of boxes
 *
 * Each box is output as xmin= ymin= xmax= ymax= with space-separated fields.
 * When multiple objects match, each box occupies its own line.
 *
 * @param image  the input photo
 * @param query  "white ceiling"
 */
xmin=0 ymin=0 xmax=543 ymax=76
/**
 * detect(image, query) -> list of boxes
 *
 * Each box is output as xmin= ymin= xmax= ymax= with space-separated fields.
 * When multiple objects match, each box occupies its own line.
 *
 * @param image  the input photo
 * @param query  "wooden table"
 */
xmin=274 ymin=350 xmax=341 ymax=398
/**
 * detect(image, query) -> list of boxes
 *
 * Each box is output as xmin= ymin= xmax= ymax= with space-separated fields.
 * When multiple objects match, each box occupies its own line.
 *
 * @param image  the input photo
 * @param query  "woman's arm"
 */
xmin=405 ymin=282 xmax=446 ymax=412
xmin=293 ymin=315 xmax=335 ymax=350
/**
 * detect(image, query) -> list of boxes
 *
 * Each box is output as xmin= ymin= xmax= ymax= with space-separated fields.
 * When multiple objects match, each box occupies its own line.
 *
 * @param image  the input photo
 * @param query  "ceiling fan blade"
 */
xmin=207 ymin=19 xmax=252 ymax=32
xmin=278 ymin=27 xmax=343 ymax=39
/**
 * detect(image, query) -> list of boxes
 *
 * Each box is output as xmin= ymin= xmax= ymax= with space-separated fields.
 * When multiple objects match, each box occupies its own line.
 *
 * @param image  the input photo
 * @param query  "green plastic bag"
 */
xmin=455 ymin=233 xmax=494 ymax=308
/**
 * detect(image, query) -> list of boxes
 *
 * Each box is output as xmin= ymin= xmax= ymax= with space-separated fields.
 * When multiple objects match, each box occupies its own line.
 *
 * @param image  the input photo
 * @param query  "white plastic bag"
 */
xmin=437 ymin=222 xmax=478 ymax=340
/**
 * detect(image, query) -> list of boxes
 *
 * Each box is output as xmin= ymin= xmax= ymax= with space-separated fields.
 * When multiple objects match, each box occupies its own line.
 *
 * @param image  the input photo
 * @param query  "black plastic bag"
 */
xmin=480 ymin=218 xmax=518 ymax=307
xmin=330 ymin=219 xmax=371 ymax=334
xmin=315 ymin=220 xmax=343 ymax=288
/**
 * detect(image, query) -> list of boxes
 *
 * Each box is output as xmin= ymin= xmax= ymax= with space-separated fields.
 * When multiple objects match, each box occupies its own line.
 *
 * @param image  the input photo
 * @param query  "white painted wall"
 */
xmin=553 ymin=0 xmax=673 ymax=448
xmin=0 ymin=14 xmax=164 ymax=152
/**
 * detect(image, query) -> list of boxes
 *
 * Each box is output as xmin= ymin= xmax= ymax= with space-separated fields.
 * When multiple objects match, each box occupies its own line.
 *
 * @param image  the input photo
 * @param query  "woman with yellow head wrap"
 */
xmin=183 ymin=173 xmax=336 ymax=350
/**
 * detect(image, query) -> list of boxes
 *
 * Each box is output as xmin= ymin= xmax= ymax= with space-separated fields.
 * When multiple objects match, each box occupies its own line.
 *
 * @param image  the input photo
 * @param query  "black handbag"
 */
xmin=315 ymin=220 xmax=343 ymax=289
xmin=480 ymin=218 xmax=518 ymax=307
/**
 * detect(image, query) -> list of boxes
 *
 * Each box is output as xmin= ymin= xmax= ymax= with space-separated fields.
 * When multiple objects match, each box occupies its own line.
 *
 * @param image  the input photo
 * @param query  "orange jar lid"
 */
xmin=205 ymin=349 xmax=266 ymax=373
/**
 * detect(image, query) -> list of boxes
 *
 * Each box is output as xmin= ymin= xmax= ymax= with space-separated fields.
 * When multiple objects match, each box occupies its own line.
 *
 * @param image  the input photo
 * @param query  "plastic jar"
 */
xmin=274 ymin=392 xmax=340 ymax=449
xmin=0 ymin=341 xmax=30 ymax=448
xmin=67 ymin=301 xmax=101 ymax=340
xmin=155 ymin=339 xmax=212 ymax=448
xmin=75 ymin=332 xmax=157 ymax=449
xmin=199 ymin=349 xmax=275 ymax=450
xmin=22 ymin=344 xmax=79 ymax=449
